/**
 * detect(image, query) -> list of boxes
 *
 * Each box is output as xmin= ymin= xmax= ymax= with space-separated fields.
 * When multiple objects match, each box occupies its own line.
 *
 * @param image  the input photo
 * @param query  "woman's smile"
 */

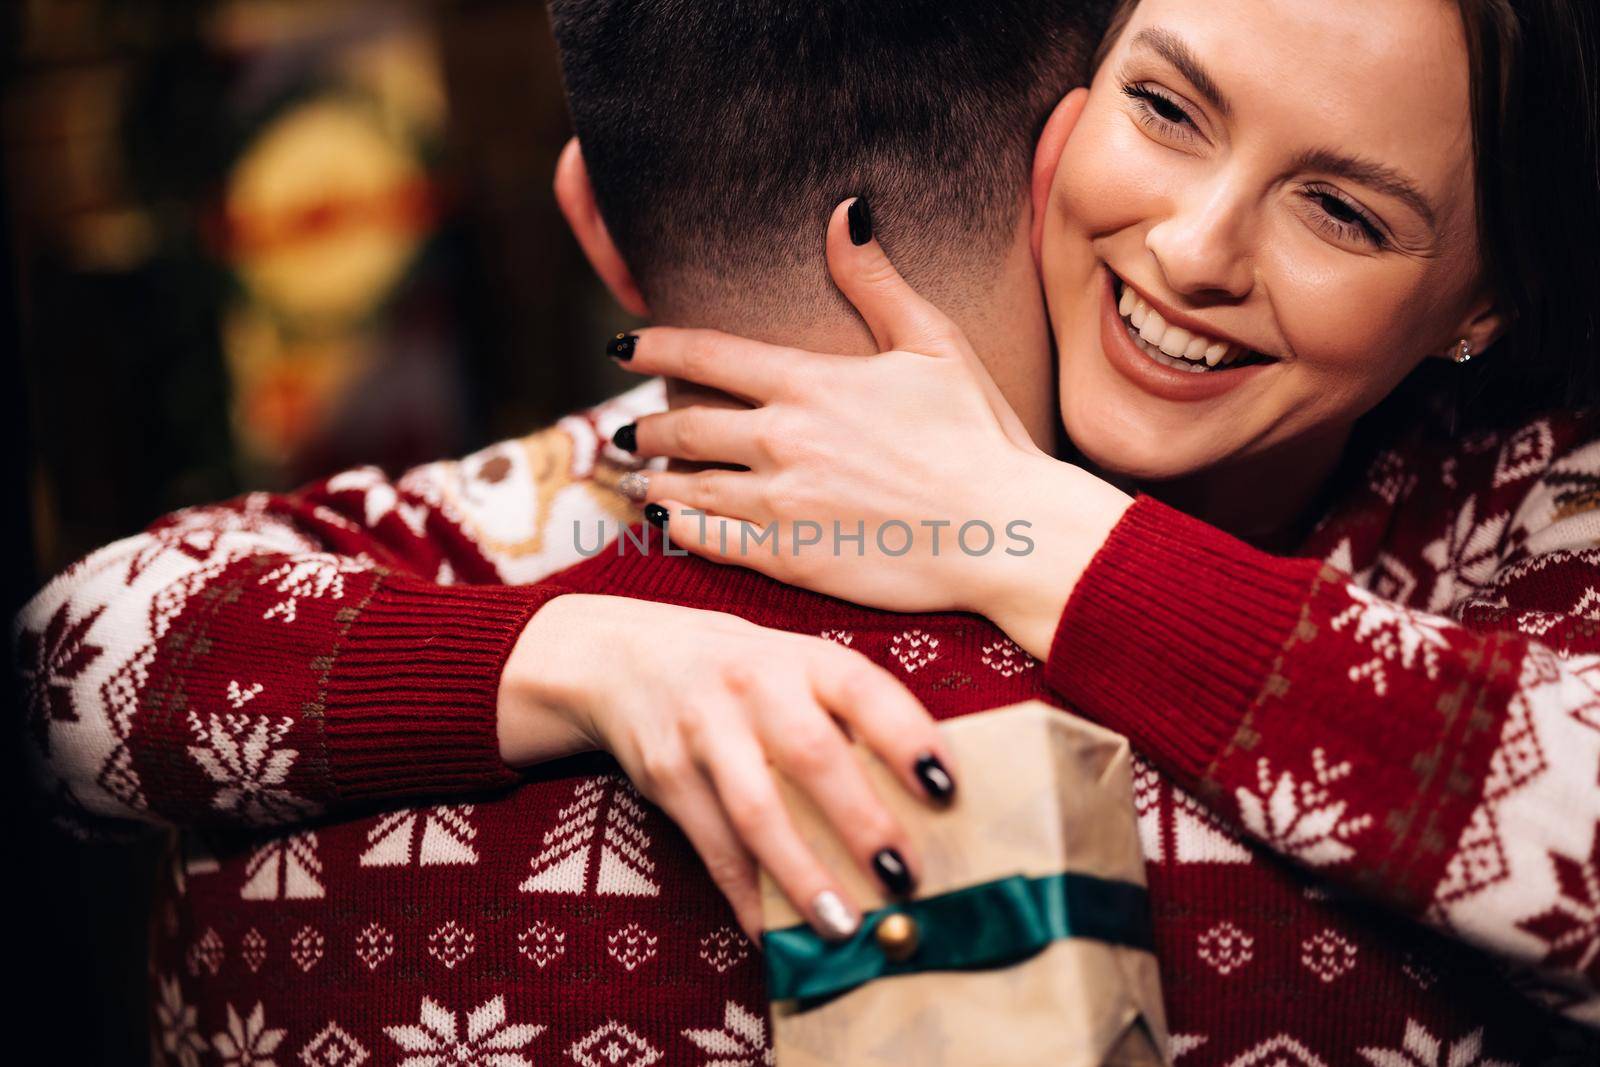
xmin=1045 ymin=0 xmax=1489 ymax=491
xmin=1096 ymin=264 xmax=1279 ymax=403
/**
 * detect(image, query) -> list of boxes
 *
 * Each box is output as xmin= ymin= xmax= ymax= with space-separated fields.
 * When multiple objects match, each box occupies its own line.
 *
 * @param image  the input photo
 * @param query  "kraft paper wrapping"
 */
xmin=759 ymin=701 xmax=1169 ymax=1067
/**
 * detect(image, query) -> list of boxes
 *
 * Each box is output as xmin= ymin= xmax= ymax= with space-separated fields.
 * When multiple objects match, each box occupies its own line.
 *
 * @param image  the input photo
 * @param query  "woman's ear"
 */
xmin=1030 ymin=88 xmax=1090 ymax=268
xmin=554 ymin=138 xmax=650 ymax=318
xmin=1439 ymin=293 xmax=1510 ymax=362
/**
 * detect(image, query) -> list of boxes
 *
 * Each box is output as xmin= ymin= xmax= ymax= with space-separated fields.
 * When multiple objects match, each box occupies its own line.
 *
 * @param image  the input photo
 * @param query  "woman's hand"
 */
xmin=498 ymin=593 xmax=958 ymax=943
xmin=615 ymin=200 xmax=1132 ymax=657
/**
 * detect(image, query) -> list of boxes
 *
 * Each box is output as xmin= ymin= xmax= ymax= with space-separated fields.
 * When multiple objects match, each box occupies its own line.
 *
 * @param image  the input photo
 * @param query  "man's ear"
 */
xmin=1030 ymin=88 xmax=1089 ymax=268
xmin=554 ymin=138 xmax=650 ymax=318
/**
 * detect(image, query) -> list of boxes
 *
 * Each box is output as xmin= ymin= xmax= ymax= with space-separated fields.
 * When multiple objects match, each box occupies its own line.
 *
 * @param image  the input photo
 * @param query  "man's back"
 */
xmin=151 ymin=537 xmax=1047 ymax=1064
xmin=153 ymin=532 xmax=1567 ymax=1064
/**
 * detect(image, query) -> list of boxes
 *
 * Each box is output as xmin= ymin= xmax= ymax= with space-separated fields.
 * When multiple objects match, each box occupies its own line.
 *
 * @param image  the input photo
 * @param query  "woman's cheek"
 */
xmin=1054 ymin=108 xmax=1161 ymax=242
xmin=1273 ymin=268 xmax=1434 ymax=417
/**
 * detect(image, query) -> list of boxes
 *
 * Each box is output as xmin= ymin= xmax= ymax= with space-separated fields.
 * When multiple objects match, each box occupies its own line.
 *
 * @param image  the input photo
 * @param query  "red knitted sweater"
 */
xmin=16 ymin=380 xmax=1600 ymax=1065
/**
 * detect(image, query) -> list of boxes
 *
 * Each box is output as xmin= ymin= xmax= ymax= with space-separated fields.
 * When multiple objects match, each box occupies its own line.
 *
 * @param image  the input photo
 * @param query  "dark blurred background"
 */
xmin=6 ymin=2 xmax=634 ymax=1060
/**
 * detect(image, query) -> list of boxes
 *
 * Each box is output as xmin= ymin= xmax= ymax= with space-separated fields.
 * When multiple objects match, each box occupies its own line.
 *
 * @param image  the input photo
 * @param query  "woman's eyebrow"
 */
xmin=1293 ymin=147 xmax=1439 ymax=229
xmin=1129 ymin=28 xmax=1232 ymax=117
xmin=1128 ymin=27 xmax=1439 ymax=231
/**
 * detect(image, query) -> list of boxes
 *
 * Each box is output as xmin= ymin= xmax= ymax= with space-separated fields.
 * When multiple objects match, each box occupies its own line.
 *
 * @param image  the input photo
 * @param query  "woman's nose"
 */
xmin=1144 ymin=185 xmax=1254 ymax=301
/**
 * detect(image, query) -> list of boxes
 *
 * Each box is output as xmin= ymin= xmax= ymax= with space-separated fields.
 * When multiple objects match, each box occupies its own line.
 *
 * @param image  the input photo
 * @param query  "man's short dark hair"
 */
xmin=548 ymin=0 xmax=1112 ymax=311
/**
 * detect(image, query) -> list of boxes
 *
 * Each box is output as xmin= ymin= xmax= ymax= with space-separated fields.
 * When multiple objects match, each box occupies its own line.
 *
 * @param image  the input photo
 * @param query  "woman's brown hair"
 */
xmin=1454 ymin=0 xmax=1600 ymax=422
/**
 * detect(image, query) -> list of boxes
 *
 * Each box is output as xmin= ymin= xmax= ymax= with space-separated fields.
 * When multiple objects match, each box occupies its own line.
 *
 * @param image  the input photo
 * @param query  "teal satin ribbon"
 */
xmin=763 ymin=871 xmax=1153 ymax=1004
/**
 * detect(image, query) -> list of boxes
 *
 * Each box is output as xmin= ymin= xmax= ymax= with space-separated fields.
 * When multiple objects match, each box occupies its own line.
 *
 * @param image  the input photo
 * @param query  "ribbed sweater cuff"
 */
xmin=1045 ymin=496 xmax=1321 ymax=787
xmin=322 ymin=575 xmax=562 ymax=801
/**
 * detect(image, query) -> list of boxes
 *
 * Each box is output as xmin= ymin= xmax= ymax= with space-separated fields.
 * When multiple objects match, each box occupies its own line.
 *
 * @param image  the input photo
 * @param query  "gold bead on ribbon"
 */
xmin=875 ymin=912 xmax=920 ymax=962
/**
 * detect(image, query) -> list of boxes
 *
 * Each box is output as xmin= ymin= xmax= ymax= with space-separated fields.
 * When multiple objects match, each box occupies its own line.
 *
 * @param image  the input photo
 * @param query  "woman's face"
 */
xmin=1040 ymin=0 xmax=1495 ymax=483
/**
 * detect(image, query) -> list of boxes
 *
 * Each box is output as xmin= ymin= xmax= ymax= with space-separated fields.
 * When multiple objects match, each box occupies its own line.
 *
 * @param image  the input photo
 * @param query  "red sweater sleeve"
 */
xmin=14 ymin=383 xmax=664 ymax=829
xmin=1045 ymin=495 xmax=1600 ymax=1015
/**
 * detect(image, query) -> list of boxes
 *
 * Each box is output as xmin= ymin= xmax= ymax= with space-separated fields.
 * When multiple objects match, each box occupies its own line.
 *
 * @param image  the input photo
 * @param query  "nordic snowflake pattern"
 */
xmin=1235 ymin=749 xmax=1374 ymax=867
xmin=211 ymin=1002 xmax=286 ymax=1067
xmin=1421 ymin=497 xmax=1511 ymax=614
xmin=258 ymin=552 xmax=374 ymax=624
xmin=384 ymin=995 xmax=545 ymax=1067
xmin=155 ymin=975 xmax=206 ymax=1067
xmin=1358 ymin=1020 xmax=1514 ymax=1067
xmin=1331 ymin=585 xmax=1455 ymax=696
xmin=186 ymin=705 xmax=312 ymax=824
xmin=681 ymin=1001 xmax=774 ymax=1067
xmin=13 ymin=600 xmax=103 ymax=754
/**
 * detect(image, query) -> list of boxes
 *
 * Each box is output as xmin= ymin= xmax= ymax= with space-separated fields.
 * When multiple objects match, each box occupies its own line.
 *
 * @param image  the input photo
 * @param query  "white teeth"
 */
xmin=1159 ymin=327 xmax=1192 ymax=357
xmin=1139 ymin=309 xmax=1167 ymax=347
xmin=1115 ymin=280 xmax=1255 ymax=373
xmin=1125 ymin=322 xmax=1204 ymax=373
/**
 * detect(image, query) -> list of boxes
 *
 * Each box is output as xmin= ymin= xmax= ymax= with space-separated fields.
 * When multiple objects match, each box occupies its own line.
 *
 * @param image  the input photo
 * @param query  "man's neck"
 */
xmin=654 ymin=225 xmax=1057 ymax=450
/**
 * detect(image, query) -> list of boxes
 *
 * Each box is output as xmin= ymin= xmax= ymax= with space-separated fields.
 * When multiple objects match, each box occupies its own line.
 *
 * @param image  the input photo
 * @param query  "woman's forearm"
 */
xmin=968 ymin=453 xmax=1132 ymax=660
xmin=496 ymin=594 xmax=644 ymax=767
xmin=1042 ymin=495 xmax=1600 ymax=1018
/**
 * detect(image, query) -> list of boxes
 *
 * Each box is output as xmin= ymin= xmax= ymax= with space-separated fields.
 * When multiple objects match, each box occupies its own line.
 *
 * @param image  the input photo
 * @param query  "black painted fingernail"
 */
xmin=914 ymin=753 xmax=955 ymax=803
xmin=644 ymin=503 xmax=669 ymax=529
xmin=872 ymin=848 xmax=914 ymax=897
xmin=612 ymin=423 xmax=637 ymax=452
xmin=847 ymin=197 xmax=874 ymax=246
xmin=608 ymin=332 xmax=637 ymax=361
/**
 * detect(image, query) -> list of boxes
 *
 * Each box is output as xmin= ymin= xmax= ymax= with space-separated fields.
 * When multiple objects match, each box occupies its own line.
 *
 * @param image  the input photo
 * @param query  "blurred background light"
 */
xmin=5 ymin=2 xmax=635 ymax=1058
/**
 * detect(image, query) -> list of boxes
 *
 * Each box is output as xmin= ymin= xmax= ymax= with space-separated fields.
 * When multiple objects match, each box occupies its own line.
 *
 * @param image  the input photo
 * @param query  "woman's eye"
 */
xmin=1121 ymin=83 xmax=1197 ymax=140
xmin=1305 ymin=188 xmax=1388 ymax=249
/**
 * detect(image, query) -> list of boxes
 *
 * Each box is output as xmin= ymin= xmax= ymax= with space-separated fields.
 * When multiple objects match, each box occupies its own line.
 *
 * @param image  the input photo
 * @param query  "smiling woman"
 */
xmin=1090 ymin=0 xmax=1598 ymax=420
xmin=1051 ymin=0 xmax=1511 ymax=516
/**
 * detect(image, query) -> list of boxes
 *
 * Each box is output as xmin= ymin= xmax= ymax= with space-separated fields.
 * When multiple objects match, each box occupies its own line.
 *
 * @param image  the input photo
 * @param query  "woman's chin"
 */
xmin=1074 ymin=441 xmax=1206 ymax=484
xmin=1060 ymin=405 xmax=1222 ymax=484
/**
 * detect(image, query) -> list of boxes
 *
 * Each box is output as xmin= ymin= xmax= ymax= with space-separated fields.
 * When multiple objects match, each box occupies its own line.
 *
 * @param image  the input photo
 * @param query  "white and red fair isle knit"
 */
xmin=15 ymin=377 xmax=1600 ymax=1066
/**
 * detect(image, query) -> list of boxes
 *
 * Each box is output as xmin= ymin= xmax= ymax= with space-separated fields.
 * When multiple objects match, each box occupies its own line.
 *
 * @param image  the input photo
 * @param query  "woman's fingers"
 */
xmin=643 ymin=759 xmax=765 ymax=941
xmin=826 ymin=197 xmax=962 ymax=355
xmin=748 ymin=676 xmax=921 ymax=904
xmin=627 ymin=407 xmax=766 ymax=467
xmin=643 ymin=471 xmax=765 ymax=522
xmin=651 ymin=501 xmax=783 ymax=574
xmin=812 ymin=648 xmax=960 ymax=807
xmin=827 ymin=197 xmax=1040 ymax=455
xmin=692 ymin=711 xmax=864 ymax=940
xmin=612 ymin=327 xmax=811 ymax=404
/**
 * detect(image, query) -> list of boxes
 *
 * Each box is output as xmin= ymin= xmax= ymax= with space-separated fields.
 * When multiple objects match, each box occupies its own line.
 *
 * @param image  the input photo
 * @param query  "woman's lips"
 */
xmin=1095 ymin=266 xmax=1276 ymax=403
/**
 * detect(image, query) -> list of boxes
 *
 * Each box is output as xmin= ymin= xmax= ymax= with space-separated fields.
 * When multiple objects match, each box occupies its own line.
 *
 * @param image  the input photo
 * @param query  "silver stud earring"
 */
xmin=1452 ymin=339 xmax=1473 ymax=364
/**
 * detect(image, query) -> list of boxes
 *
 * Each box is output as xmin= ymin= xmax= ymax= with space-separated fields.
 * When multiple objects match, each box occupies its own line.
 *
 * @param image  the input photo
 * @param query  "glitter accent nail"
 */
xmin=617 ymin=471 xmax=649 ymax=502
xmin=811 ymin=890 xmax=859 ymax=940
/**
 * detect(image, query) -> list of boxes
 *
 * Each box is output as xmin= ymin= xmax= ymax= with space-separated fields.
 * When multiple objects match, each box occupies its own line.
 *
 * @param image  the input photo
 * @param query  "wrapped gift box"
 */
xmin=759 ymin=701 xmax=1168 ymax=1066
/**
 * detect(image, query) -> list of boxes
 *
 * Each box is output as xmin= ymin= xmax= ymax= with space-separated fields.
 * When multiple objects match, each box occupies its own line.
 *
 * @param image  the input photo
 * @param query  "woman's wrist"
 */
xmin=495 ymin=593 xmax=609 ymax=767
xmin=970 ymin=455 xmax=1133 ymax=659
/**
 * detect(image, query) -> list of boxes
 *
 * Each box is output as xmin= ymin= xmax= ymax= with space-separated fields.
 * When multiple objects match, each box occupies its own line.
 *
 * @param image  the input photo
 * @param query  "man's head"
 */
xmin=548 ymin=0 xmax=1111 ymax=336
